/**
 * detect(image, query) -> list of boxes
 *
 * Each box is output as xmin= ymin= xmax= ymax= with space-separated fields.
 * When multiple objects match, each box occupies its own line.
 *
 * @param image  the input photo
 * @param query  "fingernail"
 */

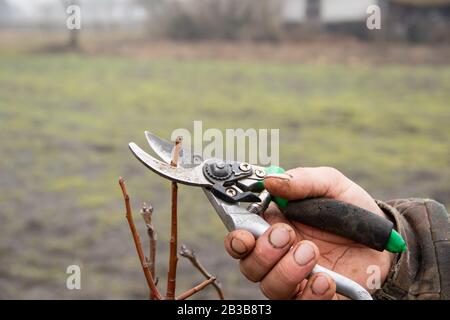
xmin=294 ymin=242 xmax=315 ymax=266
xmin=312 ymin=275 xmax=330 ymax=295
xmin=265 ymin=173 xmax=292 ymax=181
xmin=269 ymin=227 xmax=291 ymax=248
xmin=231 ymin=238 xmax=247 ymax=254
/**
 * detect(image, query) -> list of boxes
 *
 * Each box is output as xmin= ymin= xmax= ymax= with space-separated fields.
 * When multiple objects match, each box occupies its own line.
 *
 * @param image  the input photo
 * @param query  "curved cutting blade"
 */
xmin=145 ymin=131 xmax=202 ymax=168
xmin=128 ymin=142 xmax=212 ymax=187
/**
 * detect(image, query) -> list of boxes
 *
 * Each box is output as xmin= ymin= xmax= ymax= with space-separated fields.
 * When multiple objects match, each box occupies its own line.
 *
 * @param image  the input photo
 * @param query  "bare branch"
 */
xmin=176 ymin=277 xmax=217 ymax=300
xmin=141 ymin=202 xmax=157 ymax=300
xmin=121 ymin=135 xmax=221 ymax=300
xmin=141 ymin=203 xmax=157 ymax=278
xmin=166 ymin=137 xmax=182 ymax=299
xmin=180 ymin=244 xmax=225 ymax=300
xmin=119 ymin=178 xmax=162 ymax=300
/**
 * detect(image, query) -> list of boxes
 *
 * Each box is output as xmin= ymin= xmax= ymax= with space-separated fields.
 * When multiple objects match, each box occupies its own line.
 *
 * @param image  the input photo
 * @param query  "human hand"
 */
xmin=224 ymin=167 xmax=394 ymax=300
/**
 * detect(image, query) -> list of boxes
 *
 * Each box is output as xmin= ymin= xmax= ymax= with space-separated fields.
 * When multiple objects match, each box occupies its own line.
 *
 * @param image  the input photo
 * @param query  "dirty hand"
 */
xmin=224 ymin=167 xmax=394 ymax=300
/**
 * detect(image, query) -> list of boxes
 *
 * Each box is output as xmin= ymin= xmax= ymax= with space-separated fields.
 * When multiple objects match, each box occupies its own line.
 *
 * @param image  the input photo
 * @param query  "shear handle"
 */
xmin=204 ymin=191 xmax=373 ymax=300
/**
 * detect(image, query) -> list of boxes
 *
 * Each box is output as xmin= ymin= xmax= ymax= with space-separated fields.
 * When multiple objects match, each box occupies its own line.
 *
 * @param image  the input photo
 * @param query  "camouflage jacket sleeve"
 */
xmin=373 ymin=198 xmax=450 ymax=300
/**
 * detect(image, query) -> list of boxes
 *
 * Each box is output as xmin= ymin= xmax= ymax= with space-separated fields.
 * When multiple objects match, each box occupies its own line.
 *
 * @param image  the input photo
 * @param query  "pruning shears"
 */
xmin=128 ymin=131 xmax=406 ymax=300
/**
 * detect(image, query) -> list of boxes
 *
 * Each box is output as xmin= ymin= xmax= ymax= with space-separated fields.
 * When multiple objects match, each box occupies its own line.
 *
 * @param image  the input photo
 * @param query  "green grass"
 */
xmin=0 ymin=53 xmax=449 ymax=299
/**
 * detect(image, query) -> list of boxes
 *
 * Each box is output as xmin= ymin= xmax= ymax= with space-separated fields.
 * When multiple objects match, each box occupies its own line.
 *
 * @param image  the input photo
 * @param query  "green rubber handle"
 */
xmin=261 ymin=166 xmax=406 ymax=253
xmin=264 ymin=166 xmax=289 ymax=208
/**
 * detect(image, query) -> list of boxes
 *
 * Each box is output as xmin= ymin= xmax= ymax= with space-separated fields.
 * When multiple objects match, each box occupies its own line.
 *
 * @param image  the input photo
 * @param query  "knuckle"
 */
xmin=274 ymin=256 xmax=313 ymax=286
xmin=318 ymin=166 xmax=352 ymax=196
xmin=260 ymin=279 xmax=292 ymax=300
xmin=239 ymin=261 xmax=261 ymax=282
xmin=260 ymin=268 xmax=301 ymax=300
xmin=250 ymin=238 xmax=282 ymax=271
xmin=321 ymin=166 xmax=344 ymax=180
xmin=252 ymin=244 xmax=274 ymax=267
xmin=274 ymin=260 xmax=301 ymax=285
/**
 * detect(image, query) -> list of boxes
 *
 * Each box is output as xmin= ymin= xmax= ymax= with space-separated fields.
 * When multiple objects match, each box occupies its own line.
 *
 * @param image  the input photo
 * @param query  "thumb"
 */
xmin=264 ymin=167 xmax=349 ymax=201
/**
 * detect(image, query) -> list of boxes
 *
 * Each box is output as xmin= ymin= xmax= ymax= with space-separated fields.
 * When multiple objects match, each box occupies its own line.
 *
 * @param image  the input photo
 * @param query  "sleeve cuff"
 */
xmin=372 ymin=199 xmax=410 ymax=300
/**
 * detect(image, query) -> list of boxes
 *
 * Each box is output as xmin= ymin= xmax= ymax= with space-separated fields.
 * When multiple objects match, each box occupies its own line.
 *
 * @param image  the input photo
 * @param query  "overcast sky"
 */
xmin=7 ymin=0 xmax=56 ymax=15
xmin=6 ymin=0 xmax=376 ymax=23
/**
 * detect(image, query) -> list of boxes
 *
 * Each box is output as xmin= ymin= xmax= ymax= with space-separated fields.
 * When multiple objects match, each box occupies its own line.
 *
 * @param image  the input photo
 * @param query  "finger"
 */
xmin=265 ymin=166 xmax=385 ymax=218
xmin=262 ymin=203 xmax=290 ymax=225
xmin=240 ymin=223 xmax=296 ymax=282
xmin=297 ymin=273 xmax=337 ymax=300
xmin=224 ymin=230 xmax=255 ymax=259
xmin=265 ymin=167 xmax=349 ymax=201
xmin=259 ymin=240 xmax=320 ymax=299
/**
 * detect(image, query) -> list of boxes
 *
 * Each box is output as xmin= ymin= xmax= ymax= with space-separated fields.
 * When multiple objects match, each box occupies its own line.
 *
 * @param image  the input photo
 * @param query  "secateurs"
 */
xmin=128 ymin=131 xmax=406 ymax=300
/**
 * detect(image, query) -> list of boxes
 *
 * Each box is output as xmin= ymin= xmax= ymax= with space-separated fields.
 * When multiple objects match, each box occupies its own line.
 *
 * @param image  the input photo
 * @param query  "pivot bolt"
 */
xmin=255 ymin=169 xmax=266 ymax=178
xmin=216 ymin=162 xmax=226 ymax=169
xmin=225 ymin=188 xmax=237 ymax=197
xmin=239 ymin=163 xmax=251 ymax=172
xmin=204 ymin=161 xmax=233 ymax=181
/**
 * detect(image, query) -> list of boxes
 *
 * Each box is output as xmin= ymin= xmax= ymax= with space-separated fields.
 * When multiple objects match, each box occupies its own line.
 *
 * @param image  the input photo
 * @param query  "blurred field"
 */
xmin=0 ymin=39 xmax=449 ymax=299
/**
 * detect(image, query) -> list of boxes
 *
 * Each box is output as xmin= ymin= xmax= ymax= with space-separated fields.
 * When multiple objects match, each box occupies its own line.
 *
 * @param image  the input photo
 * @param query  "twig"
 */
xmin=176 ymin=277 xmax=217 ymax=300
xmin=166 ymin=136 xmax=182 ymax=299
xmin=180 ymin=244 xmax=225 ymax=300
xmin=141 ymin=203 xmax=157 ymax=278
xmin=170 ymin=136 xmax=182 ymax=167
xmin=119 ymin=178 xmax=162 ymax=300
xmin=122 ymin=136 xmax=221 ymax=299
xmin=141 ymin=202 xmax=157 ymax=300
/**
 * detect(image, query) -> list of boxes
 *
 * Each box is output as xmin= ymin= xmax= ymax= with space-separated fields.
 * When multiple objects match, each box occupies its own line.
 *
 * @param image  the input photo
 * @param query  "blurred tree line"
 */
xmin=1 ymin=0 xmax=448 ymax=43
xmin=138 ymin=0 xmax=287 ymax=41
xmin=137 ymin=0 xmax=450 ymax=42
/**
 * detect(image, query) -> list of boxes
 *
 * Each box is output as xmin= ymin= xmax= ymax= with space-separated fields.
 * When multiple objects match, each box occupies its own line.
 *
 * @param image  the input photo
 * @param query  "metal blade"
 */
xmin=128 ymin=142 xmax=212 ymax=187
xmin=145 ymin=131 xmax=202 ymax=168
